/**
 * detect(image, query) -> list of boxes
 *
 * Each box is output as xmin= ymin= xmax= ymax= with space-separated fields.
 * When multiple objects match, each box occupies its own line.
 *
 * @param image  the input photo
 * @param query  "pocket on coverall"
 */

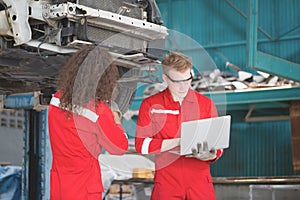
xmin=87 ymin=184 xmax=102 ymax=200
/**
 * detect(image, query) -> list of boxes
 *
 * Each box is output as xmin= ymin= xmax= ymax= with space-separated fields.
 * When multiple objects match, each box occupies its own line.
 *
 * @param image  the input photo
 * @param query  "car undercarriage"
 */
xmin=0 ymin=0 xmax=168 ymax=112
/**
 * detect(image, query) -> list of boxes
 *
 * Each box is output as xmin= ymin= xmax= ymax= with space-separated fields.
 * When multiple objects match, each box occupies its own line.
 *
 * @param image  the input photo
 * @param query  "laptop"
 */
xmin=170 ymin=115 xmax=231 ymax=155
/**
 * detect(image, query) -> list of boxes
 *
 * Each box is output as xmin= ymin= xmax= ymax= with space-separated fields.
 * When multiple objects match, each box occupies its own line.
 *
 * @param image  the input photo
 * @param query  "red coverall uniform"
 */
xmin=48 ymin=91 xmax=128 ymax=200
xmin=135 ymin=88 xmax=223 ymax=200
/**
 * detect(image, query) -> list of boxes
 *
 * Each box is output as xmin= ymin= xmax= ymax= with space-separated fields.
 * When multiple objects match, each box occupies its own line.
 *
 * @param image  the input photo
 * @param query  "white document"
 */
xmin=171 ymin=115 xmax=231 ymax=155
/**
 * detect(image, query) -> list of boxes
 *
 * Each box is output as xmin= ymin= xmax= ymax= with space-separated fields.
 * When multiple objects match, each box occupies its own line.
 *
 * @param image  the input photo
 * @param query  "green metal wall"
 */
xmin=211 ymin=113 xmax=294 ymax=177
xmin=157 ymin=0 xmax=300 ymax=72
xmin=154 ymin=0 xmax=299 ymax=176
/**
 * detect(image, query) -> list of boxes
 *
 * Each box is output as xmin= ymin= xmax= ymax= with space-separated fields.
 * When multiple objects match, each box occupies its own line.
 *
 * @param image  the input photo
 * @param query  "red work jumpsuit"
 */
xmin=135 ymin=88 xmax=223 ymax=200
xmin=48 ymin=91 xmax=128 ymax=200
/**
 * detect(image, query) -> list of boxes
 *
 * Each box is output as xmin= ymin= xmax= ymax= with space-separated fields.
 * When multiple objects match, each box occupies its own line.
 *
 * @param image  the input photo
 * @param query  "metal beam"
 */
xmin=131 ymin=86 xmax=300 ymax=111
xmin=290 ymin=101 xmax=300 ymax=173
xmin=244 ymin=104 xmax=290 ymax=122
xmin=2 ymin=92 xmax=48 ymax=110
xmin=180 ymin=34 xmax=300 ymax=51
xmin=220 ymin=101 xmax=290 ymax=111
xmin=206 ymin=86 xmax=300 ymax=106
xmin=22 ymin=109 xmax=49 ymax=200
xmin=225 ymin=0 xmax=272 ymax=40
xmin=255 ymin=51 xmax=300 ymax=82
xmin=4 ymin=93 xmax=35 ymax=109
xmin=245 ymin=0 xmax=300 ymax=82
xmin=246 ymin=0 xmax=258 ymax=68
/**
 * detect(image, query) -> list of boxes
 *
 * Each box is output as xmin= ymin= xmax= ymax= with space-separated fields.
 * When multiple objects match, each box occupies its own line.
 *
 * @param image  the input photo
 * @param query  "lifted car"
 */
xmin=0 ymin=0 xmax=168 ymax=112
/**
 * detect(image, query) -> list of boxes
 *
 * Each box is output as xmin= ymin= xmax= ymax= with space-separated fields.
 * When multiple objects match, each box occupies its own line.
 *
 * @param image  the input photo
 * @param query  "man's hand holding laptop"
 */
xmin=186 ymin=141 xmax=217 ymax=161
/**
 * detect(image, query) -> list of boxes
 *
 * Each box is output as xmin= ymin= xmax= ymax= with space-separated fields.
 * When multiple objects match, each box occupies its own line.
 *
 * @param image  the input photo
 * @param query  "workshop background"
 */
xmin=1 ymin=0 xmax=300 ymax=200
xmin=156 ymin=0 xmax=300 ymax=176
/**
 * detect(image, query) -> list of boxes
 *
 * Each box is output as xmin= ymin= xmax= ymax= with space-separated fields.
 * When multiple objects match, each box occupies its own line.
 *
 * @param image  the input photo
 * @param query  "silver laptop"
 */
xmin=171 ymin=115 xmax=231 ymax=155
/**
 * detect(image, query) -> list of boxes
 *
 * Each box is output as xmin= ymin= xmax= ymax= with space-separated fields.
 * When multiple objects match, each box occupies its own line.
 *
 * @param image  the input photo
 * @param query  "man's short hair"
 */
xmin=161 ymin=52 xmax=192 ymax=73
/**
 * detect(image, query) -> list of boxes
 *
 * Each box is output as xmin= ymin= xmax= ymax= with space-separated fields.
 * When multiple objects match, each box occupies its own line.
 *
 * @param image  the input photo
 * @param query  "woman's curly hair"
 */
xmin=57 ymin=46 xmax=119 ymax=111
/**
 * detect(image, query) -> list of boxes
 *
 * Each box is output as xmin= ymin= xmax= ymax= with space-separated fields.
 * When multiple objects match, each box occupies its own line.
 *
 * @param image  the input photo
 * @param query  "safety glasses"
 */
xmin=165 ymin=72 xmax=193 ymax=83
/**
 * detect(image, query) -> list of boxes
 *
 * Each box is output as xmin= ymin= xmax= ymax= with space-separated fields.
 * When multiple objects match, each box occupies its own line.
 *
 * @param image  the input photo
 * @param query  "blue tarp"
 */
xmin=0 ymin=166 xmax=22 ymax=200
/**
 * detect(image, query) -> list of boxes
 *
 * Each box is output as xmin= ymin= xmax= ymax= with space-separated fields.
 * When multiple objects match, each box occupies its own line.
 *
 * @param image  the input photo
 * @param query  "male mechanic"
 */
xmin=135 ymin=52 xmax=223 ymax=200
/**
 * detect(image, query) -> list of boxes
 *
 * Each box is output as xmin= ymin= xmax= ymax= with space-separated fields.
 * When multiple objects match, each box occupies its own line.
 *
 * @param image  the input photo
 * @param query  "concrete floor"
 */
xmin=215 ymin=184 xmax=300 ymax=200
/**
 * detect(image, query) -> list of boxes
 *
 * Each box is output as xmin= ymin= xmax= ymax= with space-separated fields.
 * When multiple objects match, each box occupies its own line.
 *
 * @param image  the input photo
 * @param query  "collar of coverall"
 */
xmin=163 ymin=88 xmax=197 ymax=106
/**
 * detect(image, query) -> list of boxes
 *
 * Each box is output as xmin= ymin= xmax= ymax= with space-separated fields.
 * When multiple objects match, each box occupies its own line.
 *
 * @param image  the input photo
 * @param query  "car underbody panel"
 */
xmin=0 ymin=0 xmax=168 ymax=112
